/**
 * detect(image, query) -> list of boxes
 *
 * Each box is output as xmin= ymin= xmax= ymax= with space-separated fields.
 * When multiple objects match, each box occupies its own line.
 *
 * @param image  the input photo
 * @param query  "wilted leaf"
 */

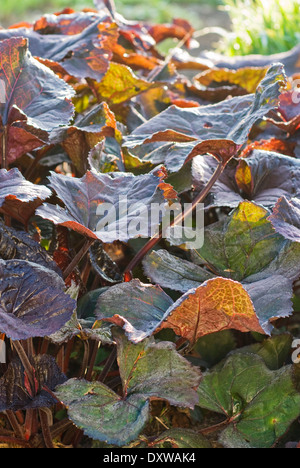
xmin=125 ymin=64 xmax=287 ymax=166
xmin=197 ymin=353 xmax=300 ymax=448
xmin=36 ymin=170 xmax=174 ymax=242
xmin=0 ymin=168 xmax=51 ymax=224
xmin=0 ymin=355 xmax=66 ymax=411
xmin=95 ymin=279 xmax=173 ymax=342
xmin=89 ymin=241 xmax=122 ymax=283
xmin=0 ymin=37 xmax=75 ymax=164
xmin=0 ymin=259 xmax=76 ymax=340
xmin=55 ymin=329 xmax=201 ymax=445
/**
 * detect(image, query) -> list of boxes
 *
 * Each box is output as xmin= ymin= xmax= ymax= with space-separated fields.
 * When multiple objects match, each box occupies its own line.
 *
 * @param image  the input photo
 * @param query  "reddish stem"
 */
xmin=124 ymin=160 xmax=225 ymax=276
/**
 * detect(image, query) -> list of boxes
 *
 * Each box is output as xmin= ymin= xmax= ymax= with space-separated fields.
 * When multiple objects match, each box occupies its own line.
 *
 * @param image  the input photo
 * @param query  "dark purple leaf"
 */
xmin=268 ymin=196 xmax=300 ymax=242
xmin=0 ymin=221 xmax=61 ymax=275
xmin=0 ymin=168 xmax=51 ymax=224
xmin=0 ymin=259 xmax=76 ymax=340
xmin=0 ymin=355 xmax=66 ymax=411
xmin=36 ymin=170 xmax=175 ymax=242
xmin=89 ymin=241 xmax=122 ymax=283
xmin=0 ymin=18 xmax=119 ymax=81
xmin=200 ymin=43 xmax=300 ymax=76
xmin=192 ymin=150 xmax=300 ymax=209
xmin=95 ymin=279 xmax=173 ymax=342
xmin=125 ymin=64 xmax=287 ymax=166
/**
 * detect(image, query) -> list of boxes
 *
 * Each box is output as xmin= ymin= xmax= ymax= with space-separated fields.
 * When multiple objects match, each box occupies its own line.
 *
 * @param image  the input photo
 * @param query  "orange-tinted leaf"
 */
xmin=0 ymin=37 xmax=74 ymax=164
xmin=148 ymin=19 xmax=194 ymax=44
xmin=159 ymin=277 xmax=265 ymax=345
xmin=240 ymin=138 xmax=296 ymax=158
xmin=33 ymin=11 xmax=103 ymax=35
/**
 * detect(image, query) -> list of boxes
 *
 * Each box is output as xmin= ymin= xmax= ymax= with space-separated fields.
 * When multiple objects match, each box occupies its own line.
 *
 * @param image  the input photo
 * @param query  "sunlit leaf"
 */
xmin=0 ymin=37 xmax=74 ymax=164
xmin=125 ymin=64 xmax=287 ymax=167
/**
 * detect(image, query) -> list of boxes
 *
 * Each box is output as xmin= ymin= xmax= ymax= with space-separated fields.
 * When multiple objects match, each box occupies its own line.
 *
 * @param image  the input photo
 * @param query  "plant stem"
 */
xmin=24 ymin=409 xmax=37 ymax=442
xmin=5 ymin=411 xmax=24 ymax=439
xmin=98 ymin=347 xmax=117 ymax=382
xmin=79 ymin=340 xmax=90 ymax=379
xmin=86 ymin=340 xmax=100 ymax=381
xmin=63 ymin=238 xmax=95 ymax=280
xmin=39 ymin=409 xmax=54 ymax=449
xmin=1 ymin=126 xmax=7 ymax=170
xmin=0 ymin=435 xmax=30 ymax=448
xmin=124 ymin=160 xmax=225 ymax=276
xmin=11 ymin=340 xmax=35 ymax=391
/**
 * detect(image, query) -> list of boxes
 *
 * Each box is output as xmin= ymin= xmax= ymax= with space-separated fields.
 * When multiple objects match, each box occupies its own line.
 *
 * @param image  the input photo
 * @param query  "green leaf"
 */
xmin=197 ymin=353 xmax=300 ymax=448
xmin=55 ymin=378 xmax=149 ymax=446
xmin=232 ymin=334 xmax=293 ymax=370
xmin=143 ymin=201 xmax=300 ymax=333
xmin=152 ymin=428 xmax=212 ymax=448
xmin=55 ymin=329 xmax=201 ymax=446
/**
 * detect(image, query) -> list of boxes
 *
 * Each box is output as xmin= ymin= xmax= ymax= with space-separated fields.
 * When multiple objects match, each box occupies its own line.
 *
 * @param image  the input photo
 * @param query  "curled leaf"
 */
xmin=0 ymin=259 xmax=76 ymax=340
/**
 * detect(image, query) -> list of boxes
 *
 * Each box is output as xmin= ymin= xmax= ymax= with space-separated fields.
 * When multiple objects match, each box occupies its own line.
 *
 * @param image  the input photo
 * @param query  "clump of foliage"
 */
xmin=0 ymin=0 xmax=299 ymax=449
xmin=221 ymin=0 xmax=300 ymax=56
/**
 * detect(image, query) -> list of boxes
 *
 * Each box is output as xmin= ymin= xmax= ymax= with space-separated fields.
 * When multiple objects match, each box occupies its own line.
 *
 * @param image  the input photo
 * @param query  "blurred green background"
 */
xmin=0 ymin=0 xmax=299 ymax=56
xmin=0 ymin=0 xmax=222 ymax=27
